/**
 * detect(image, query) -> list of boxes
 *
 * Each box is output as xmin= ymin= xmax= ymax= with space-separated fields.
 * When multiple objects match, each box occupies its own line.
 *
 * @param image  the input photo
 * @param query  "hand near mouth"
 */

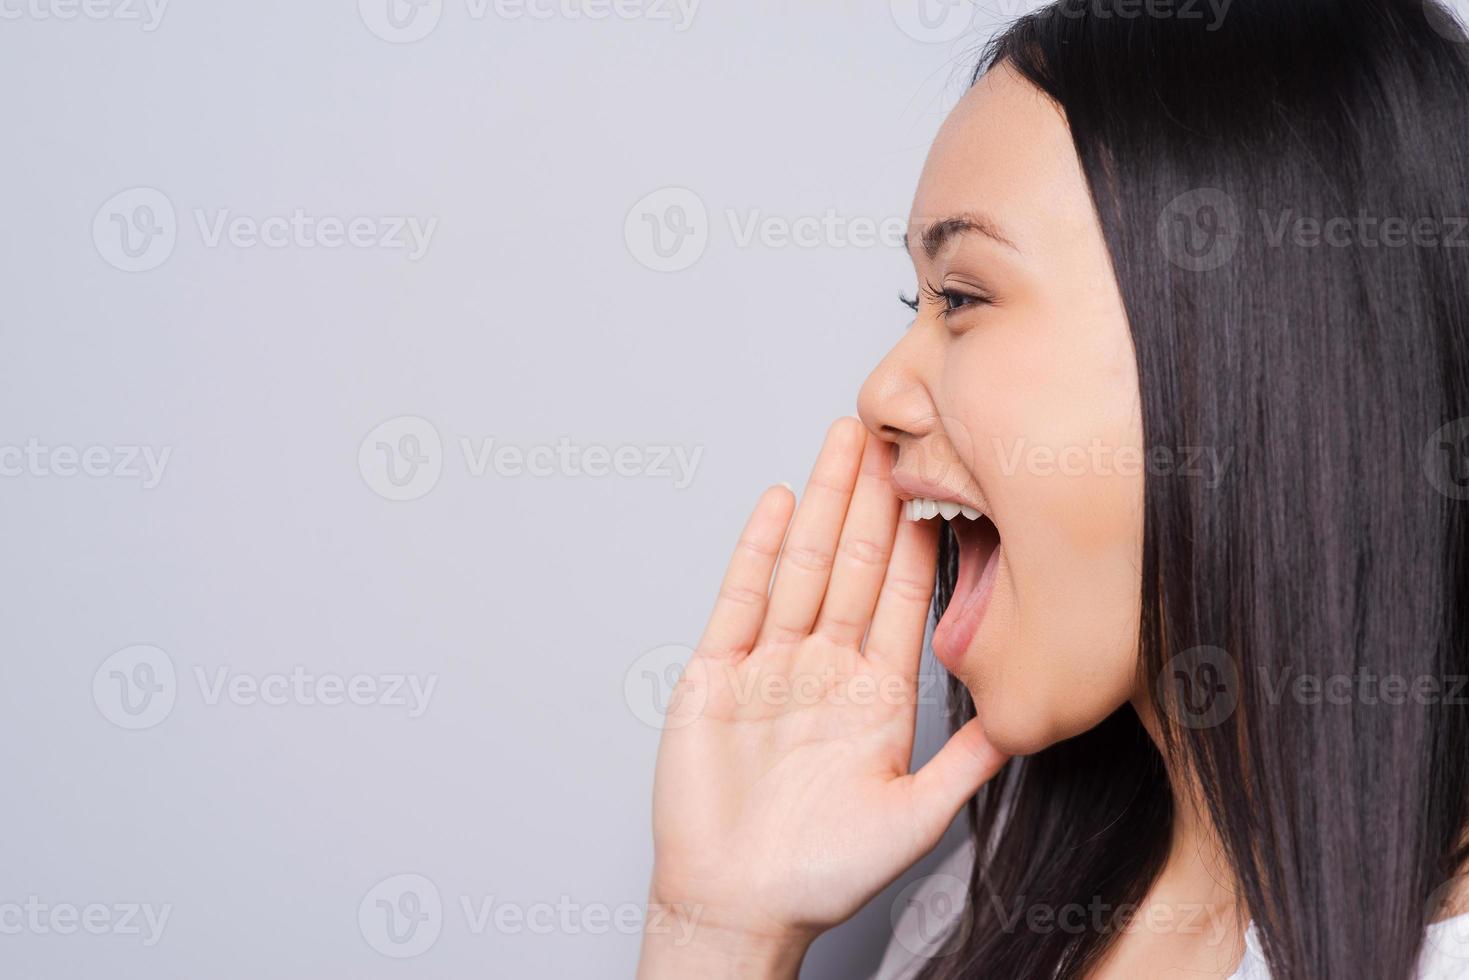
xmin=638 ymin=417 xmax=1010 ymax=979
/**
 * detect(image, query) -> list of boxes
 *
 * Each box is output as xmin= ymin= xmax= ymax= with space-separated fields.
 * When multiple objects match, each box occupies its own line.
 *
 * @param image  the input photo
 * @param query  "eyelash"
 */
xmin=899 ymin=278 xmax=993 ymax=318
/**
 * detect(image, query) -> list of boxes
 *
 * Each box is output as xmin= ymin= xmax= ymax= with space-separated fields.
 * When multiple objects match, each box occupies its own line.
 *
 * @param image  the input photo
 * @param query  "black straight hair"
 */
xmin=921 ymin=1 xmax=1469 ymax=977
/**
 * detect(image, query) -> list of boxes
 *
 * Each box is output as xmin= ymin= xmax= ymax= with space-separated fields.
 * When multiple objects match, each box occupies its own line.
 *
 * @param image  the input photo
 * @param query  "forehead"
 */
xmin=909 ymin=63 xmax=1089 ymax=254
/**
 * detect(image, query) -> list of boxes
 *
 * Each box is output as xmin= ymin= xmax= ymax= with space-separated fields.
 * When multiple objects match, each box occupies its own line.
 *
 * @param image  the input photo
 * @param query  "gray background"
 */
xmin=9 ymin=1 xmax=1461 ymax=977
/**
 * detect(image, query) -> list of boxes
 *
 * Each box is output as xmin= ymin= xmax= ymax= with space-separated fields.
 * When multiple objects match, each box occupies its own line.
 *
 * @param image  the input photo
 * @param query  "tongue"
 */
xmin=932 ymin=515 xmax=1000 ymax=668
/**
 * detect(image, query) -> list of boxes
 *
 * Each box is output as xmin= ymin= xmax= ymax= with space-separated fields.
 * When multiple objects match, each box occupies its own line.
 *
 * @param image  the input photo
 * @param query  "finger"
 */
xmin=863 ymin=515 xmax=940 ymax=674
xmin=758 ymin=418 xmax=867 ymax=645
xmin=905 ymin=718 xmax=1009 ymax=849
xmin=697 ymin=484 xmax=796 ymax=660
xmin=813 ymin=435 xmax=900 ymax=647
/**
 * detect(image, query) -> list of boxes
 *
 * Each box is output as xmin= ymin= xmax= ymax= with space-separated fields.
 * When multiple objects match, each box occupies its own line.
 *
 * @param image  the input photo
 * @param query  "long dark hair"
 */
xmin=922 ymin=2 xmax=1469 ymax=977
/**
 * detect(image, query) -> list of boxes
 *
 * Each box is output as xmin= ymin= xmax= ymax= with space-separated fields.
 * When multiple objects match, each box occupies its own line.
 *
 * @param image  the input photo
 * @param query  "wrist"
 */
xmin=636 ymin=899 xmax=811 ymax=980
xmin=637 ymin=928 xmax=809 ymax=980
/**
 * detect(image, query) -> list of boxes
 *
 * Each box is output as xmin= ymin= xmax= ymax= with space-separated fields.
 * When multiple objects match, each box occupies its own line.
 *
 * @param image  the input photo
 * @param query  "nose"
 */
xmin=857 ymin=330 xmax=939 ymax=447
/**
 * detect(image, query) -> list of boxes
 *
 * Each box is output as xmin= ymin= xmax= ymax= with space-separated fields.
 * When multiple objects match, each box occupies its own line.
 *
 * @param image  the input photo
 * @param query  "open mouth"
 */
xmin=903 ymin=495 xmax=1001 ymax=670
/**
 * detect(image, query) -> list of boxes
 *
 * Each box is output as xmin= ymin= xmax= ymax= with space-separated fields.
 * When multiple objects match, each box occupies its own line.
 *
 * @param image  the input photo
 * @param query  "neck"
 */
xmin=1125 ymin=693 xmax=1247 ymax=965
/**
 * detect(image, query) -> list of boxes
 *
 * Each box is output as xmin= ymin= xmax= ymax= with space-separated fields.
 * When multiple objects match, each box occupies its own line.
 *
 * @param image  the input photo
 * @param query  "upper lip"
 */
xmin=889 ymin=468 xmax=988 ymax=516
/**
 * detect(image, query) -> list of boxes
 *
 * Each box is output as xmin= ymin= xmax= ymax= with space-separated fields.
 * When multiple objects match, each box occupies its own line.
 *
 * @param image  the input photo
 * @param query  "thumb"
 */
xmin=907 ymin=718 xmax=1010 ymax=847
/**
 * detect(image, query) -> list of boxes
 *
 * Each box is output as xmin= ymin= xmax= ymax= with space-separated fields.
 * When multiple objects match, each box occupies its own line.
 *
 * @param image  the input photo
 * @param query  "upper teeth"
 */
xmin=904 ymin=496 xmax=981 ymax=522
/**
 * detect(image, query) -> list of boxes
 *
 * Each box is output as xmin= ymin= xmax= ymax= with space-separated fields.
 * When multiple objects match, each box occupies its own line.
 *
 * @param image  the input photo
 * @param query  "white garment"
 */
xmin=1229 ymin=915 xmax=1469 ymax=979
xmin=874 ymin=843 xmax=1469 ymax=979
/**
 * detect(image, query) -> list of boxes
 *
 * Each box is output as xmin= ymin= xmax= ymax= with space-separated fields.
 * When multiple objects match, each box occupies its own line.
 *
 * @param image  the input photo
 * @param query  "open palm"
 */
xmin=644 ymin=419 xmax=1008 ymax=968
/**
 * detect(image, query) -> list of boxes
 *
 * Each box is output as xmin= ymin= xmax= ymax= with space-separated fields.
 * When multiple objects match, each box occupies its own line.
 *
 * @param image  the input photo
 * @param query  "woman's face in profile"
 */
xmin=859 ymin=64 xmax=1148 ymax=757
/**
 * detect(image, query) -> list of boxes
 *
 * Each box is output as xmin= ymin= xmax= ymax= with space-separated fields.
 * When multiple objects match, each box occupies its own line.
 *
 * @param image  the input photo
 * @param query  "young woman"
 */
xmin=638 ymin=1 xmax=1469 ymax=976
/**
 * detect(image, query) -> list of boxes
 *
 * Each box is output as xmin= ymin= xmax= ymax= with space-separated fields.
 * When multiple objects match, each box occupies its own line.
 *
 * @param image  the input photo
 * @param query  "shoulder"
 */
xmin=1418 ymin=912 xmax=1469 ymax=979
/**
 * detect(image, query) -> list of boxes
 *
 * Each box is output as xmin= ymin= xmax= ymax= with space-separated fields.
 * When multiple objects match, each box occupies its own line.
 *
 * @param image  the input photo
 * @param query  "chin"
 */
xmin=962 ymin=674 xmax=1062 ymax=758
xmin=963 ymin=668 xmax=1126 ymax=758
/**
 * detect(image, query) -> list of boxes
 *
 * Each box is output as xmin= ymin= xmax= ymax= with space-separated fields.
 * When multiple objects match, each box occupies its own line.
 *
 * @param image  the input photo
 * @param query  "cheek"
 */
xmin=945 ymin=326 xmax=1143 ymax=571
xmin=942 ymin=321 xmax=1145 ymax=750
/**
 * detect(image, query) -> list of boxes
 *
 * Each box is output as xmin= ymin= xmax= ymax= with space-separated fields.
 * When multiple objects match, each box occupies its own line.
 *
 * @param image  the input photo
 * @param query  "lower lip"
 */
xmin=931 ymin=536 xmax=1001 ymax=672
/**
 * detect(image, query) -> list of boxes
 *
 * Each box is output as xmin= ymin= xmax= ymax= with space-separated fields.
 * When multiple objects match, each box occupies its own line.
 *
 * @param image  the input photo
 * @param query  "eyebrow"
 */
xmin=904 ymin=212 xmax=1020 ymax=258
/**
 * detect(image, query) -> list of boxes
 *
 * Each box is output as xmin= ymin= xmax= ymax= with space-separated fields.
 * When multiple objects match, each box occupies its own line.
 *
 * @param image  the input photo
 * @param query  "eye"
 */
xmin=920 ymin=278 xmax=993 ymax=318
xmin=940 ymin=289 xmax=985 ymax=313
